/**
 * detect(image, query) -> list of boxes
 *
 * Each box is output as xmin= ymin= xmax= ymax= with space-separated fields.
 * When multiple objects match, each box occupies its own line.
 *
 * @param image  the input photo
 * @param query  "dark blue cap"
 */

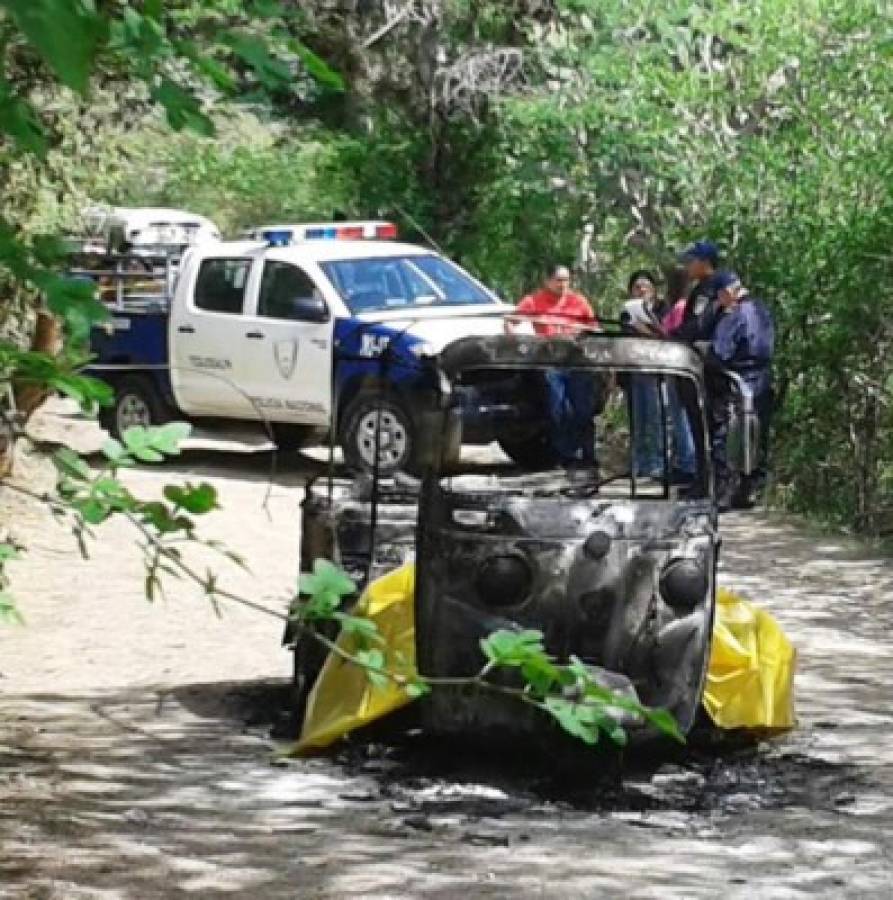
xmin=712 ymin=270 xmax=741 ymax=291
xmin=678 ymin=241 xmax=719 ymax=266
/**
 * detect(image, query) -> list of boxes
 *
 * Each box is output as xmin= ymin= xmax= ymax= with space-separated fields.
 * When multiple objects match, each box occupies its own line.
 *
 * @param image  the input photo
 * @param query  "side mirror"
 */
xmin=288 ymin=292 xmax=329 ymax=323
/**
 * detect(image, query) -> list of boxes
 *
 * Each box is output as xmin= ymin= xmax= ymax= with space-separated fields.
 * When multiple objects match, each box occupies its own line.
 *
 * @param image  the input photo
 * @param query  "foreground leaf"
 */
xmin=164 ymin=482 xmax=218 ymax=514
xmin=1 ymin=0 xmax=105 ymax=94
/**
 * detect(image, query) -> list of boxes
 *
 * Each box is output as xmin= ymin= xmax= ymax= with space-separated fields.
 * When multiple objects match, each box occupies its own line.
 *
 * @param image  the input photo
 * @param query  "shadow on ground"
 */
xmin=2 ymin=670 xmax=889 ymax=899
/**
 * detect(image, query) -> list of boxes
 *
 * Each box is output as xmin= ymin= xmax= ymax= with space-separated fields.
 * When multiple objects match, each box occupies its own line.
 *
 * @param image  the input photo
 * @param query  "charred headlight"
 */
xmin=583 ymin=530 xmax=611 ymax=559
xmin=659 ymin=558 xmax=708 ymax=611
xmin=476 ymin=552 xmax=533 ymax=607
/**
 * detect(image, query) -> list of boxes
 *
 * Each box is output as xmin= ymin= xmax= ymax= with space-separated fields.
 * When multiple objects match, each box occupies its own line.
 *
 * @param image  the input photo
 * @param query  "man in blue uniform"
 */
xmin=706 ymin=272 xmax=775 ymax=509
xmin=675 ymin=240 xmax=729 ymax=343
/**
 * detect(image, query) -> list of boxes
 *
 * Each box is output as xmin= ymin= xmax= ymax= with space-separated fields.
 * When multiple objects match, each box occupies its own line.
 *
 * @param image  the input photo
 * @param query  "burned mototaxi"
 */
xmin=298 ymin=333 xmax=719 ymax=738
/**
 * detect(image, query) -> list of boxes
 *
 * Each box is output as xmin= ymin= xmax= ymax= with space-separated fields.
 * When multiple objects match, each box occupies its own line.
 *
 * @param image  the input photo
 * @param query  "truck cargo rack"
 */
xmin=66 ymin=248 xmax=180 ymax=313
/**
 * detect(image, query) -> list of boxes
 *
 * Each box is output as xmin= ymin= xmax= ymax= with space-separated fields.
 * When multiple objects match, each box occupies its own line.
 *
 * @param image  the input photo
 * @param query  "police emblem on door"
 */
xmin=274 ymin=340 xmax=298 ymax=379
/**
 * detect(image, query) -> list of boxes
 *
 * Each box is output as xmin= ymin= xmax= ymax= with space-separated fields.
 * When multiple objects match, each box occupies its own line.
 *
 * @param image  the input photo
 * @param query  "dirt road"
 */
xmin=2 ymin=406 xmax=893 ymax=898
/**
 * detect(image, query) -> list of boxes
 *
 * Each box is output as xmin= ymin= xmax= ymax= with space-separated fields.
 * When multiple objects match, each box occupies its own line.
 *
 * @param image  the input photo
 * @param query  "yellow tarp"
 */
xmin=296 ymin=567 xmax=796 ymax=753
xmin=702 ymin=587 xmax=797 ymax=730
xmin=295 ymin=563 xmax=417 ymax=754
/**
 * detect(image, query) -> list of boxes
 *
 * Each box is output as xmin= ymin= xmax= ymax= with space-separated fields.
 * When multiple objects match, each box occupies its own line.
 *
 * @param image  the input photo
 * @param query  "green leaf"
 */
xmin=43 ymin=276 xmax=108 ymax=344
xmin=163 ymin=482 xmax=218 ymax=514
xmin=122 ymin=426 xmax=149 ymax=453
xmin=334 ymin=612 xmax=382 ymax=643
xmin=299 ymin=559 xmax=356 ymax=601
xmin=542 ymin=696 xmax=600 ymax=745
xmin=140 ymin=502 xmax=192 ymax=534
xmin=148 ymin=422 xmax=191 ymax=455
xmin=47 ymin=371 xmax=112 ymax=414
xmin=0 ymin=77 xmax=47 ymax=156
xmin=1 ymin=0 xmax=105 ymax=93
xmin=297 ymin=573 xmax=317 ymax=597
xmin=292 ymin=41 xmax=345 ymax=91
xmin=101 ymin=438 xmax=129 ymax=464
xmin=151 ymin=78 xmax=215 ymax=136
xmin=302 ymin=589 xmax=341 ymax=620
xmin=177 ymin=41 xmax=237 ymax=92
xmin=355 ymin=648 xmax=389 ymax=689
xmin=0 ymin=590 xmax=24 ymax=625
xmin=91 ymin=477 xmax=134 ymax=511
xmin=52 ymin=448 xmax=91 ymax=481
xmin=405 ymin=680 xmax=431 ymax=699
xmin=0 ymin=543 xmax=21 ymax=563
xmin=132 ymin=446 xmax=164 ymax=463
xmin=225 ymin=32 xmax=292 ymax=90
xmin=642 ymin=706 xmax=685 ymax=743
xmin=480 ymin=628 xmax=546 ymax=666
xmin=520 ymin=654 xmax=561 ymax=696
xmin=77 ymin=497 xmax=111 ymax=525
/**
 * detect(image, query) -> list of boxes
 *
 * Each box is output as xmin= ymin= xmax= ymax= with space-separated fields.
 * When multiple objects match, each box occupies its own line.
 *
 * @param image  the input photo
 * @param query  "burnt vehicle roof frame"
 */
xmin=320 ymin=322 xmax=713 ymax=593
xmin=427 ymin=332 xmax=714 ymax=506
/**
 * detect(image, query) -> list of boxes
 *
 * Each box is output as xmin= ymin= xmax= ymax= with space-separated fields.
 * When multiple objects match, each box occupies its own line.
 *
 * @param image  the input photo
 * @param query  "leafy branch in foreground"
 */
xmin=3 ymin=408 xmax=680 ymax=750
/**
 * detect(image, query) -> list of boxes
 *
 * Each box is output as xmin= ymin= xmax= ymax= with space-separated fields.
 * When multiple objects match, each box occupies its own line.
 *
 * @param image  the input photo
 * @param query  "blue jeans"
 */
xmin=544 ymin=370 xmax=596 ymax=465
xmin=631 ymin=377 xmax=696 ymax=477
xmin=669 ymin=382 xmax=696 ymax=476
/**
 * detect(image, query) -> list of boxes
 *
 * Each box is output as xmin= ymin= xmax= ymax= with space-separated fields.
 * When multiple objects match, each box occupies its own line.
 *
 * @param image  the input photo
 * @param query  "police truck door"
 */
xmin=240 ymin=259 xmax=333 ymax=426
xmin=169 ymin=254 xmax=255 ymax=416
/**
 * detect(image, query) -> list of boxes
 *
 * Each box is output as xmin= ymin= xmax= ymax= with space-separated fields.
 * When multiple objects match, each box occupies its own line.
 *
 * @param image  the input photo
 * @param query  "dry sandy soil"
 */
xmin=2 ymin=402 xmax=893 ymax=898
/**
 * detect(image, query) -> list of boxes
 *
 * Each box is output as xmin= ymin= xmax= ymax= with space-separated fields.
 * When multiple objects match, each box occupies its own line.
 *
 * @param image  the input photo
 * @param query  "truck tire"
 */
xmin=340 ymin=392 xmax=416 ymax=475
xmin=100 ymin=375 xmax=171 ymax=441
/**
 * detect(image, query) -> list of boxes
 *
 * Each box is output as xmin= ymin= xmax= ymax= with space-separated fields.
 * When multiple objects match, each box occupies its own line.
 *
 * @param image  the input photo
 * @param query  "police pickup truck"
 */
xmin=86 ymin=220 xmax=518 ymax=473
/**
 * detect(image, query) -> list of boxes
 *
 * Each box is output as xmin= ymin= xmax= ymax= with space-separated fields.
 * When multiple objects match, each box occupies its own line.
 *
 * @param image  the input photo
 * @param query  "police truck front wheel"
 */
xmin=100 ymin=376 xmax=171 ymax=441
xmin=340 ymin=394 xmax=416 ymax=475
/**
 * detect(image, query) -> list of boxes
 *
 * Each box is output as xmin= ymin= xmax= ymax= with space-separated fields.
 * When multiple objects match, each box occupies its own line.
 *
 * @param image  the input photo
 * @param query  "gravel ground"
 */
xmin=1 ymin=402 xmax=892 ymax=898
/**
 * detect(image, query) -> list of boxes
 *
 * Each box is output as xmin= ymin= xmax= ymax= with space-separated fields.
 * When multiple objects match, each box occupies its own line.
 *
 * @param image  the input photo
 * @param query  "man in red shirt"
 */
xmin=508 ymin=265 xmax=598 ymax=336
xmin=506 ymin=265 xmax=599 ymax=470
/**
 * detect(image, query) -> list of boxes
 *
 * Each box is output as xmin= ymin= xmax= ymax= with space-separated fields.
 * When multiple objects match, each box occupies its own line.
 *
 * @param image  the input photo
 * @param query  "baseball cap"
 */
xmin=713 ymin=270 xmax=742 ymax=292
xmin=678 ymin=240 xmax=719 ymax=266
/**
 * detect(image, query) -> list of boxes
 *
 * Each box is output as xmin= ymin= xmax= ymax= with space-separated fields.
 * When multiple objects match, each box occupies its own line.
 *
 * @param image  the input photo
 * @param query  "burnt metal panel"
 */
xmin=437 ymin=334 xmax=705 ymax=380
xmin=414 ymin=478 xmax=717 ymax=737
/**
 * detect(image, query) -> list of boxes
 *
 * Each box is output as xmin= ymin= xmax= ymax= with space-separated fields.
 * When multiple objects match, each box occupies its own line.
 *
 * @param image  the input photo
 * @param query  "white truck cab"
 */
xmin=88 ymin=221 xmax=514 ymax=472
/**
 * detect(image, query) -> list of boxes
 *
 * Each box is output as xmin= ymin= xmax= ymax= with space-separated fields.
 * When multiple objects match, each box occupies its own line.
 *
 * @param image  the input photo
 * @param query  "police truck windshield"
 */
xmin=320 ymin=255 xmax=494 ymax=314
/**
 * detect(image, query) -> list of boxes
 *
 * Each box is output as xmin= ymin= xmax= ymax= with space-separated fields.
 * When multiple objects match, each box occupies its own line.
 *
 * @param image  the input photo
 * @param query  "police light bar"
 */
xmin=249 ymin=221 xmax=398 ymax=245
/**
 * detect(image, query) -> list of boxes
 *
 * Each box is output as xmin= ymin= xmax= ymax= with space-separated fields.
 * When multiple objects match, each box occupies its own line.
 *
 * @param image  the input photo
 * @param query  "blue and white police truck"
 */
xmin=85 ymin=219 xmax=520 ymax=473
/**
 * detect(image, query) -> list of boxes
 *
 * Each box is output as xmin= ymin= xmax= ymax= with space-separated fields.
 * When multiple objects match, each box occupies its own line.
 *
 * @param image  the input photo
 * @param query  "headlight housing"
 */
xmin=476 ymin=552 xmax=533 ymax=607
xmin=659 ymin=558 xmax=708 ymax=611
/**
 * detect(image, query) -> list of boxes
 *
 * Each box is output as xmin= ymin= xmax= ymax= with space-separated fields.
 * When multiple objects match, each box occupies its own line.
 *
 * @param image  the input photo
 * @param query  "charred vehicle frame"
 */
xmin=290 ymin=331 xmax=754 ymax=741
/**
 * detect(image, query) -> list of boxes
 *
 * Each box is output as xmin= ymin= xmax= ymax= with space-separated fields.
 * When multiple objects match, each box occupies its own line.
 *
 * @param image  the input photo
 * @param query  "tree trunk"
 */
xmin=13 ymin=310 xmax=62 ymax=420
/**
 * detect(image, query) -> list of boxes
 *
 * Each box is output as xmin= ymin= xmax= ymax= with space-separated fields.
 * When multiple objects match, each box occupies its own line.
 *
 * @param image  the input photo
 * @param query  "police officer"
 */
xmin=705 ymin=272 xmax=775 ymax=509
xmin=675 ymin=241 xmax=729 ymax=343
